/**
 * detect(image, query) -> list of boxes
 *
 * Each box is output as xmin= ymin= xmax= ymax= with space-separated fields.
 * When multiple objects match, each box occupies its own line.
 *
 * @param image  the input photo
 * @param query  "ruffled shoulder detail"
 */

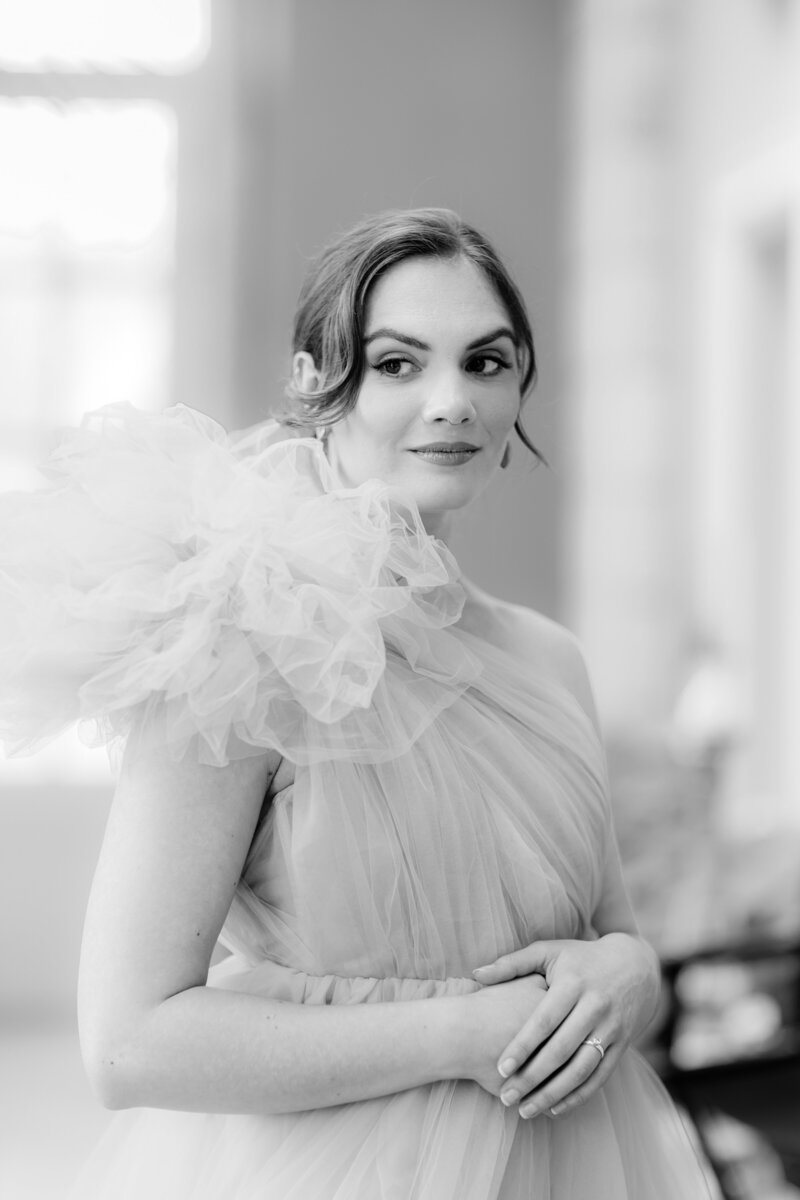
xmin=0 ymin=403 xmax=480 ymax=767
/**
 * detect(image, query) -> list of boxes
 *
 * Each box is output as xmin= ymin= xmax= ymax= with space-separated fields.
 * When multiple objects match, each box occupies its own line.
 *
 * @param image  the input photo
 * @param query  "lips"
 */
xmin=409 ymin=442 xmax=481 ymax=466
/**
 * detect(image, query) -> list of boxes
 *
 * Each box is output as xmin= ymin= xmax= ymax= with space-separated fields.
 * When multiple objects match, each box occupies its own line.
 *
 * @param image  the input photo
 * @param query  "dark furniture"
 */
xmin=654 ymin=940 xmax=800 ymax=1198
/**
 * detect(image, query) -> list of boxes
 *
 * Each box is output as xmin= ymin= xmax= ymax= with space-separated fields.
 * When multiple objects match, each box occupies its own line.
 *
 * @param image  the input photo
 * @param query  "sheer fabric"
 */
xmin=0 ymin=406 xmax=712 ymax=1197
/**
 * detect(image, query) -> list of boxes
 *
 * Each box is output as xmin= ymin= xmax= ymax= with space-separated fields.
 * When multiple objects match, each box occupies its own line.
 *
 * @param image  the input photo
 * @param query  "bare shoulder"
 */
xmin=510 ymin=604 xmax=599 ymax=732
xmin=462 ymin=584 xmax=601 ymax=735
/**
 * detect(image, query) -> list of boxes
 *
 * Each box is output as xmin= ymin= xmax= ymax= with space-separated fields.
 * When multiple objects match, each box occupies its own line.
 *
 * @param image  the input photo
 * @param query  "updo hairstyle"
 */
xmin=281 ymin=207 xmax=543 ymax=462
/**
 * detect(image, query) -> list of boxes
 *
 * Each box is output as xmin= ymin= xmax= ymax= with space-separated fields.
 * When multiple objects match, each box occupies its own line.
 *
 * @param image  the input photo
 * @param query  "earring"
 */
xmin=500 ymin=442 xmax=511 ymax=470
xmin=315 ymin=425 xmax=330 ymax=448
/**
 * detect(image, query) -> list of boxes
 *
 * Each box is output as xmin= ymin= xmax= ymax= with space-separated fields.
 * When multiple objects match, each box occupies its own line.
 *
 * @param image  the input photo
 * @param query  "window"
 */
xmin=0 ymin=98 xmax=176 ymax=488
xmin=0 ymin=0 xmax=209 ymax=74
xmin=695 ymin=144 xmax=800 ymax=835
xmin=0 ymin=4 xmax=211 ymax=783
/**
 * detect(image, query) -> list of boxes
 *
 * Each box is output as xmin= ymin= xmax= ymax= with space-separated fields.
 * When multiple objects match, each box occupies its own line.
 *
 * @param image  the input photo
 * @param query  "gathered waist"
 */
xmin=208 ymin=955 xmax=481 ymax=1005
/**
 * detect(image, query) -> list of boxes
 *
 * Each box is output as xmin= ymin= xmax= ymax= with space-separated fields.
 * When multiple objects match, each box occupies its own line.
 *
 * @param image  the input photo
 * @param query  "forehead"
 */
xmin=364 ymin=256 xmax=510 ymax=335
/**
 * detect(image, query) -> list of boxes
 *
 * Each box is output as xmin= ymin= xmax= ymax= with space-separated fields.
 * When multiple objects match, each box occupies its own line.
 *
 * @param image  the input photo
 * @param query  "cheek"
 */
xmin=345 ymin=393 xmax=410 ymax=449
xmin=488 ymin=389 xmax=521 ymax=436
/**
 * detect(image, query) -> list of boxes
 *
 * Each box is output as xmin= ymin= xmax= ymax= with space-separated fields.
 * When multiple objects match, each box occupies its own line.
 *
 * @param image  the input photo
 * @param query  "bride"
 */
xmin=0 ymin=207 xmax=711 ymax=1197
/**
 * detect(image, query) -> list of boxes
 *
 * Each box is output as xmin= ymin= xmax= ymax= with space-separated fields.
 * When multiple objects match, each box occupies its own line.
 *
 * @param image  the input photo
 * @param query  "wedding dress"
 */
xmin=0 ymin=404 xmax=711 ymax=1198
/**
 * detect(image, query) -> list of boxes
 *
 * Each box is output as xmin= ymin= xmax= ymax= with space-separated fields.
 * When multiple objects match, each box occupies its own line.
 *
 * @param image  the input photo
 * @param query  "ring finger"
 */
xmin=517 ymin=1037 xmax=616 ymax=1119
xmin=501 ymin=1006 xmax=609 ymax=1102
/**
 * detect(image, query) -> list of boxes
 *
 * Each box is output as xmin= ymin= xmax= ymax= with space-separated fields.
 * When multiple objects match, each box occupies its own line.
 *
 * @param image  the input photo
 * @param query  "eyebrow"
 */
xmin=363 ymin=325 xmax=517 ymax=351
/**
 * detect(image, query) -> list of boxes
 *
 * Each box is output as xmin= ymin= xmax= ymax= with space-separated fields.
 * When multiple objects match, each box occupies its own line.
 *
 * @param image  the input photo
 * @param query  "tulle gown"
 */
xmin=0 ymin=405 xmax=712 ymax=1198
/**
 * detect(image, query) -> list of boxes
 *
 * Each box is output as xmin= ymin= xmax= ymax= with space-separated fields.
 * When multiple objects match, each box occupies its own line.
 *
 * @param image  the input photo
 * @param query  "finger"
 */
xmin=496 ymin=985 xmax=580 ymax=1079
xmin=472 ymin=942 xmax=556 ymax=985
xmin=501 ymin=1003 xmax=601 ymax=1097
xmin=514 ymin=1044 xmax=608 ymax=1117
xmin=519 ymin=1044 xmax=620 ymax=1120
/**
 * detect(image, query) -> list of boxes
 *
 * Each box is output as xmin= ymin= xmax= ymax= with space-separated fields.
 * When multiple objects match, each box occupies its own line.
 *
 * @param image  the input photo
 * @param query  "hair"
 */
xmin=279 ymin=207 xmax=543 ymax=462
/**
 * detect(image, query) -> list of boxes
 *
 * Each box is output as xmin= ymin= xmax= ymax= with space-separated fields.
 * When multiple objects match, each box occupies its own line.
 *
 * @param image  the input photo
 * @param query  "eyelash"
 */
xmin=372 ymin=354 xmax=511 ymax=379
xmin=469 ymin=354 xmax=511 ymax=377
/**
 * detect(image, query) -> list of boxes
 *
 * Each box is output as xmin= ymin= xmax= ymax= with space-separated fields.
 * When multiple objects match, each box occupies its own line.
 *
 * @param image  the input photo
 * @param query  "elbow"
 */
xmin=83 ymin=1055 xmax=136 ymax=1111
xmin=80 ymin=1033 xmax=145 ymax=1111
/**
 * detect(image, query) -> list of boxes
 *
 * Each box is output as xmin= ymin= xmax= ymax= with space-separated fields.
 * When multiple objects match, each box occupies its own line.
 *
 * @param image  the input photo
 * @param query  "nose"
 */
xmin=422 ymin=369 xmax=477 ymax=425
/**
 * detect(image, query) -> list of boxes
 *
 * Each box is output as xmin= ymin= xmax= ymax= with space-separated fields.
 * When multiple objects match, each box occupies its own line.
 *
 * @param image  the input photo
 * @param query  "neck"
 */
xmin=421 ymin=511 xmax=453 ymax=543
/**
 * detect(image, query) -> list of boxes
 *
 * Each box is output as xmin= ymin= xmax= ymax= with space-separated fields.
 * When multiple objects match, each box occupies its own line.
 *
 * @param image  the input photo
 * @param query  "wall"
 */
xmin=231 ymin=0 xmax=565 ymax=617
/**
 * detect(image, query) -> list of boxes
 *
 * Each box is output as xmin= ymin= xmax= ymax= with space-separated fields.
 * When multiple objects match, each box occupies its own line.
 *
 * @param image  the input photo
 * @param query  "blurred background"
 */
xmin=1 ymin=1 xmax=799 ymax=1196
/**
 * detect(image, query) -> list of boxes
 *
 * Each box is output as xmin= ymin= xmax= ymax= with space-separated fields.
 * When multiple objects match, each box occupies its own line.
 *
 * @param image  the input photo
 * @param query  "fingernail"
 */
xmin=520 ymin=1103 xmax=538 ymax=1119
xmin=498 ymin=1058 xmax=517 ymax=1078
xmin=549 ymin=1103 xmax=565 ymax=1117
xmin=472 ymin=966 xmax=488 ymax=976
xmin=500 ymin=1089 xmax=519 ymax=1106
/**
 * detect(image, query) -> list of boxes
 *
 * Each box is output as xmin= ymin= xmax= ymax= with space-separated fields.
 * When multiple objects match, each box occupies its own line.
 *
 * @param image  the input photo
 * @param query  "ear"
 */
xmin=292 ymin=351 xmax=323 ymax=396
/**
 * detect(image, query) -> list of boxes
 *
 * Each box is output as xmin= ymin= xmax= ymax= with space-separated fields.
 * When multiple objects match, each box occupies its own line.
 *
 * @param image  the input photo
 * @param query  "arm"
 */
xmin=78 ymin=739 xmax=543 ymax=1114
xmin=471 ymin=631 xmax=660 ymax=1119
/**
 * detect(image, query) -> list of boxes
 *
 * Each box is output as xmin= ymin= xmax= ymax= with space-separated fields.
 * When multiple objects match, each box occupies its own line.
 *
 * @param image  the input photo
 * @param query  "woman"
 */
xmin=0 ymin=208 xmax=711 ymax=1197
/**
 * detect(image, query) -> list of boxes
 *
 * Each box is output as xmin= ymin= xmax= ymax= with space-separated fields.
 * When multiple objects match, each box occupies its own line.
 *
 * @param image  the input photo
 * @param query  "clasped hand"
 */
xmin=468 ymin=934 xmax=660 ymax=1120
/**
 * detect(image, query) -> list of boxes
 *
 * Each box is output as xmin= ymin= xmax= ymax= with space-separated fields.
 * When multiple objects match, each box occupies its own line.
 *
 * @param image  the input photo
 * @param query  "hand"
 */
xmin=472 ymin=934 xmax=660 ymax=1120
xmin=459 ymin=973 xmax=549 ymax=1097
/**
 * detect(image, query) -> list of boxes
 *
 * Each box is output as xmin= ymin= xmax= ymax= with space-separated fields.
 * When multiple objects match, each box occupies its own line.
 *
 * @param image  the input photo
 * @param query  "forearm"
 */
xmin=85 ymin=985 xmax=469 ymax=1114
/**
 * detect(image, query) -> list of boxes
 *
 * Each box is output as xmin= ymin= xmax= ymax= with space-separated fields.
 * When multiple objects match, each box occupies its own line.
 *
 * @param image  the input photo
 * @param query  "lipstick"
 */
xmin=409 ymin=442 xmax=480 ymax=466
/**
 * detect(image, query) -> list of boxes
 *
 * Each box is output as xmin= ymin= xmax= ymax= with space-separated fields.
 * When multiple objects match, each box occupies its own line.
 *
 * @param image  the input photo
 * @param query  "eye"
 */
xmin=373 ymin=355 xmax=418 ymax=378
xmin=467 ymin=353 xmax=510 ymax=377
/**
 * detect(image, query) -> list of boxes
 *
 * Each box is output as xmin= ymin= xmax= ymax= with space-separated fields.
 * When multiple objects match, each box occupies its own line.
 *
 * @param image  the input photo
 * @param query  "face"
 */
xmin=319 ymin=256 xmax=521 ymax=535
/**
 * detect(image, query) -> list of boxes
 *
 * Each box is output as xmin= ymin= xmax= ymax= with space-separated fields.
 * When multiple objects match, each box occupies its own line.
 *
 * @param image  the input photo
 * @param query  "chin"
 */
xmin=409 ymin=479 xmax=487 ymax=519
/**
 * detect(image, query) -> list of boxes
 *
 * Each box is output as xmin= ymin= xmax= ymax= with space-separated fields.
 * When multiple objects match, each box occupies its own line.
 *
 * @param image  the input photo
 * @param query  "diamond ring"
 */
xmin=582 ymin=1036 xmax=605 ymax=1059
